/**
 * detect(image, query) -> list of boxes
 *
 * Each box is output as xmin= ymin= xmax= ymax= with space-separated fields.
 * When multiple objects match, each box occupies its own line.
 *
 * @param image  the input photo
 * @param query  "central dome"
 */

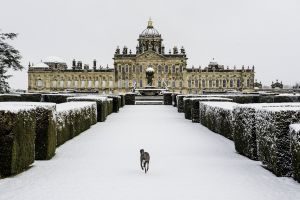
xmin=140 ymin=19 xmax=160 ymax=37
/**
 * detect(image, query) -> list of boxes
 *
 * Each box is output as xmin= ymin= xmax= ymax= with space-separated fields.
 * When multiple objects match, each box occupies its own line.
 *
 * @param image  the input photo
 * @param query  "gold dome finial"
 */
xmin=147 ymin=17 xmax=153 ymax=28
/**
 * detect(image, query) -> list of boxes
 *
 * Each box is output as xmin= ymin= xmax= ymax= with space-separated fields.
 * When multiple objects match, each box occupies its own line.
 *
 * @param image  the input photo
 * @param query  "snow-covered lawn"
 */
xmin=1 ymin=105 xmax=300 ymax=200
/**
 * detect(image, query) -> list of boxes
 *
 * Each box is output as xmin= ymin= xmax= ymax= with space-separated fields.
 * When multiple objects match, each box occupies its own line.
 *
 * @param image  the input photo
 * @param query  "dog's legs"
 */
xmin=140 ymin=160 xmax=144 ymax=170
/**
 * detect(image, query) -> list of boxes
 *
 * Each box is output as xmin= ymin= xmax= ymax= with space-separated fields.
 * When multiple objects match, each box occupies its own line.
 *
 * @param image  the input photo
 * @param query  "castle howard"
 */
xmin=28 ymin=19 xmax=255 ymax=94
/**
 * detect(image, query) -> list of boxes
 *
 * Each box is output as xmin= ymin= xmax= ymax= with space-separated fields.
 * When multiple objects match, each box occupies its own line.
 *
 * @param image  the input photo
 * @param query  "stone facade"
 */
xmin=28 ymin=20 xmax=255 ymax=94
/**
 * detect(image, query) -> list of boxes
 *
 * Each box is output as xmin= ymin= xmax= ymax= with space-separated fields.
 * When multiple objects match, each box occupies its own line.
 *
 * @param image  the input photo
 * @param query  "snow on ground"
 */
xmin=1 ymin=106 xmax=300 ymax=200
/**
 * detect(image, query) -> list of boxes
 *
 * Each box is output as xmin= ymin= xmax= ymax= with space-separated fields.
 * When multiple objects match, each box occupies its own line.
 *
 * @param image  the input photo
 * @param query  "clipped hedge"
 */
xmin=0 ymin=105 xmax=36 ymax=177
xmin=0 ymin=94 xmax=22 ymax=102
xmin=163 ymin=92 xmax=173 ymax=105
xmin=172 ymin=93 xmax=180 ymax=107
xmin=233 ymin=105 xmax=259 ymax=160
xmin=107 ymin=99 xmax=113 ymax=115
xmin=176 ymin=95 xmax=187 ymax=112
xmin=119 ymin=94 xmax=125 ymax=107
xmin=42 ymin=94 xmax=76 ymax=104
xmin=199 ymin=102 xmax=237 ymax=140
xmin=191 ymin=97 xmax=233 ymax=123
xmin=56 ymin=102 xmax=97 ymax=147
xmin=290 ymin=124 xmax=300 ymax=182
xmin=67 ymin=95 xmax=108 ymax=122
xmin=106 ymin=96 xmax=120 ymax=113
xmin=255 ymin=106 xmax=300 ymax=177
xmin=125 ymin=93 xmax=135 ymax=105
xmin=20 ymin=93 xmax=42 ymax=102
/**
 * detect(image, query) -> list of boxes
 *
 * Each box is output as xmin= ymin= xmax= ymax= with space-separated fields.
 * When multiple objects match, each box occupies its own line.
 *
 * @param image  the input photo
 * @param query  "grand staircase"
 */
xmin=135 ymin=95 xmax=164 ymax=105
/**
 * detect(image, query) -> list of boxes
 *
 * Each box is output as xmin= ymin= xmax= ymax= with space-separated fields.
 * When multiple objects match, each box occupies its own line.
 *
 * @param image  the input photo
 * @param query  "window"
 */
xmin=133 ymin=66 xmax=136 ymax=73
xmin=223 ymin=79 xmax=227 ymax=88
xmin=158 ymin=80 xmax=161 ymax=87
xmin=81 ymin=80 xmax=85 ymax=88
xmin=67 ymin=80 xmax=71 ymax=88
xmin=247 ymin=79 xmax=250 ymax=87
xmin=164 ymin=65 xmax=168 ymax=73
xmin=230 ymin=79 xmax=234 ymax=88
xmin=179 ymin=81 xmax=182 ymax=88
xmin=125 ymin=65 xmax=128 ymax=73
xmin=36 ymin=79 xmax=43 ymax=87
xmin=95 ymin=80 xmax=99 ymax=88
xmin=52 ymin=80 xmax=57 ymax=88
xmin=118 ymin=66 xmax=121 ymax=72
xmin=216 ymin=80 xmax=219 ymax=87
xmin=88 ymin=80 xmax=92 ymax=88
xmin=140 ymin=66 xmax=143 ymax=73
xmin=195 ymin=80 xmax=199 ymax=88
xmin=109 ymin=81 xmax=113 ymax=88
xmin=202 ymin=80 xmax=206 ymax=88
xmin=209 ymin=80 xmax=212 ymax=88
xmin=74 ymin=81 xmax=78 ymax=88
xmin=188 ymin=80 xmax=191 ymax=88
xmin=118 ymin=80 xmax=122 ymax=88
xmin=125 ymin=80 xmax=129 ymax=88
xmin=237 ymin=79 xmax=241 ymax=88
xmin=172 ymin=65 xmax=175 ymax=73
xmin=60 ymin=80 xmax=64 ymax=88
xmin=139 ymin=79 xmax=143 ymax=87
xmin=172 ymin=81 xmax=176 ymax=88
xmin=158 ymin=65 xmax=162 ymax=73
xmin=102 ymin=80 xmax=106 ymax=88
xmin=179 ymin=66 xmax=183 ymax=73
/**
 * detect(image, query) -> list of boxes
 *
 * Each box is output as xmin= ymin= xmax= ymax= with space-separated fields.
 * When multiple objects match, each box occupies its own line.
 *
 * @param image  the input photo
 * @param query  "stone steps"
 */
xmin=135 ymin=95 xmax=164 ymax=105
xmin=135 ymin=101 xmax=163 ymax=105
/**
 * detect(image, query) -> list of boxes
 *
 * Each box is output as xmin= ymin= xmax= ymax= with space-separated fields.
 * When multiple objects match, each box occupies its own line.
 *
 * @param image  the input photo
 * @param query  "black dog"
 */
xmin=140 ymin=149 xmax=150 ymax=173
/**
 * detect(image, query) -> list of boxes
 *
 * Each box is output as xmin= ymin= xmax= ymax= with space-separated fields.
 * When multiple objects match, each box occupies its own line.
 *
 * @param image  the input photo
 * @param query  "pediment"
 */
xmin=136 ymin=51 xmax=166 ymax=61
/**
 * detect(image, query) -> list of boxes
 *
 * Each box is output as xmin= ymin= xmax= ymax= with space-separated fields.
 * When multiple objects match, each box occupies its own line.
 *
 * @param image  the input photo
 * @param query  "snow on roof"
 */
xmin=290 ymin=124 xmax=300 ymax=133
xmin=43 ymin=56 xmax=66 ymax=63
xmin=31 ymin=62 xmax=49 ymax=68
xmin=56 ymin=102 xmax=97 ymax=113
xmin=200 ymin=101 xmax=238 ymax=110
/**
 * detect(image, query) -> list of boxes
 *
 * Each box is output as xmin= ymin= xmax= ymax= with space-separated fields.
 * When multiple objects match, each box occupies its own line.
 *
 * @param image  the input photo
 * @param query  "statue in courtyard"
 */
xmin=146 ymin=67 xmax=154 ymax=86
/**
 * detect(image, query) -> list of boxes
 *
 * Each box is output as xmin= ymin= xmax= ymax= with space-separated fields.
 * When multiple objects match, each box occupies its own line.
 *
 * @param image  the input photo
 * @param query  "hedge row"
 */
xmin=0 ymin=105 xmax=36 ymax=177
xmin=184 ymin=97 xmax=232 ymax=121
xmin=56 ymin=102 xmax=97 ymax=147
xmin=290 ymin=124 xmax=300 ymax=182
xmin=163 ymin=92 xmax=173 ymax=105
xmin=67 ymin=96 xmax=109 ymax=122
xmin=172 ymin=93 xmax=181 ymax=107
xmin=125 ymin=93 xmax=135 ymax=105
xmin=199 ymin=102 xmax=237 ymax=140
xmin=106 ymin=95 xmax=121 ymax=113
xmin=42 ymin=94 xmax=77 ymax=104
xmin=255 ymin=106 xmax=300 ymax=177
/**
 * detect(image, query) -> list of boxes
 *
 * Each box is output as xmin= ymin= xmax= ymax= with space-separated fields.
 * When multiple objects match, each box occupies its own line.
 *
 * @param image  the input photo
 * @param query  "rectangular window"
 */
xmin=140 ymin=79 xmax=143 ymax=87
xmin=81 ymin=80 xmax=85 ymax=88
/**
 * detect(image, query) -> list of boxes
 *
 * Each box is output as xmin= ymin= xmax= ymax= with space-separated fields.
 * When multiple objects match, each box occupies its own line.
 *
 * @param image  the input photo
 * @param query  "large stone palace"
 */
xmin=28 ymin=19 xmax=255 ymax=94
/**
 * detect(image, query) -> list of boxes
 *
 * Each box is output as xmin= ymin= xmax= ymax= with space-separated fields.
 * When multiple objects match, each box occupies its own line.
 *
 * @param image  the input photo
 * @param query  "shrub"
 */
xmin=106 ymin=95 xmax=121 ymax=113
xmin=0 ymin=94 xmax=22 ymax=102
xmin=199 ymin=102 xmax=237 ymax=140
xmin=163 ymin=92 xmax=173 ymax=105
xmin=42 ymin=94 xmax=76 ymax=104
xmin=290 ymin=124 xmax=300 ymax=182
xmin=67 ymin=95 xmax=108 ymax=122
xmin=20 ymin=93 xmax=42 ymax=102
xmin=125 ymin=93 xmax=135 ymax=105
xmin=0 ymin=105 xmax=36 ymax=177
xmin=255 ymin=106 xmax=300 ymax=177
xmin=56 ymin=102 xmax=97 ymax=147
xmin=172 ymin=93 xmax=180 ymax=107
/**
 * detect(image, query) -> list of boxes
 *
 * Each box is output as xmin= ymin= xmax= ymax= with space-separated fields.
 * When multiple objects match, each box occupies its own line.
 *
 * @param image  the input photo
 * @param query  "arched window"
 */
xmin=179 ymin=65 xmax=183 ymax=72
xmin=140 ymin=65 xmax=143 ymax=73
xmin=158 ymin=80 xmax=161 ymax=87
xmin=81 ymin=80 xmax=85 ymax=88
xmin=172 ymin=65 xmax=175 ymax=73
xmin=164 ymin=65 xmax=168 ymax=73
xmin=209 ymin=80 xmax=212 ymax=88
xmin=230 ymin=79 xmax=234 ymax=88
xmin=202 ymin=80 xmax=206 ymax=88
xmin=133 ymin=66 xmax=136 ymax=73
xmin=60 ymin=80 xmax=64 ymax=88
xmin=88 ymin=80 xmax=92 ymax=88
xmin=158 ymin=65 xmax=162 ymax=73
xmin=216 ymin=80 xmax=219 ymax=87
xmin=188 ymin=80 xmax=192 ymax=88
xmin=179 ymin=81 xmax=183 ymax=88
xmin=172 ymin=81 xmax=176 ymax=88
xmin=195 ymin=80 xmax=199 ymax=88
xmin=74 ymin=80 xmax=78 ymax=88
xmin=237 ymin=79 xmax=241 ymax=88
xmin=36 ymin=79 xmax=43 ymax=87
xmin=125 ymin=65 xmax=128 ymax=73
xmin=139 ymin=79 xmax=143 ymax=87
xmin=223 ymin=79 xmax=227 ymax=88
xmin=102 ymin=80 xmax=106 ymax=88
xmin=67 ymin=80 xmax=71 ymax=88
xmin=95 ymin=80 xmax=99 ymax=88
xmin=247 ymin=79 xmax=250 ymax=87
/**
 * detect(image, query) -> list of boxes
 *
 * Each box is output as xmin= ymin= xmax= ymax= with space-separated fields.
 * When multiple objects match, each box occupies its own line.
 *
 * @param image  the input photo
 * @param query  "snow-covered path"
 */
xmin=1 ymin=105 xmax=300 ymax=200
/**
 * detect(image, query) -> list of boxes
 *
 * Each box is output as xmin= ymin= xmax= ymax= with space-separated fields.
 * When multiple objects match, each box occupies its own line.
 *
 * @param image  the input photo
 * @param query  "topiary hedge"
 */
xmin=0 ymin=94 xmax=22 ymax=102
xmin=56 ymin=102 xmax=97 ymax=147
xmin=176 ymin=95 xmax=187 ymax=113
xmin=42 ymin=94 xmax=76 ymax=104
xmin=233 ymin=105 xmax=258 ymax=160
xmin=163 ymin=92 xmax=173 ymax=105
xmin=0 ymin=105 xmax=36 ymax=177
xmin=290 ymin=124 xmax=300 ymax=182
xmin=119 ymin=94 xmax=125 ymax=107
xmin=106 ymin=95 xmax=121 ymax=113
xmin=172 ymin=93 xmax=180 ymax=107
xmin=255 ymin=106 xmax=300 ymax=177
xmin=20 ymin=93 xmax=42 ymax=102
xmin=125 ymin=93 xmax=135 ymax=105
xmin=67 ymin=95 xmax=108 ymax=122
xmin=190 ymin=97 xmax=233 ymax=123
xmin=107 ymin=99 xmax=113 ymax=115
xmin=199 ymin=102 xmax=237 ymax=140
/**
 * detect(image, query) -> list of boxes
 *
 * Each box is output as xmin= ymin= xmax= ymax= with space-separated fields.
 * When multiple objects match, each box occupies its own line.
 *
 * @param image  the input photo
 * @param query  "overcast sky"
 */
xmin=1 ymin=0 xmax=300 ymax=89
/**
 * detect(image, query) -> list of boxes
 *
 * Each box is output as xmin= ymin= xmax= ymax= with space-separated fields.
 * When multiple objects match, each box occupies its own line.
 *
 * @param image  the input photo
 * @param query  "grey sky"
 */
xmin=1 ymin=0 xmax=300 ymax=89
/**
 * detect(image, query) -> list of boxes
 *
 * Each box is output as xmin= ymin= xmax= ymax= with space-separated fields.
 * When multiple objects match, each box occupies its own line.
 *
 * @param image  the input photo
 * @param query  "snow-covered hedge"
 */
xmin=172 ymin=93 xmax=180 ymax=107
xmin=199 ymin=102 xmax=237 ymax=140
xmin=0 ymin=102 xmax=57 ymax=160
xmin=107 ymin=98 xmax=113 ymax=115
xmin=290 ymin=124 xmax=300 ymax=182
xmin=105 ymin=95 xmax=121 ymax=113
xmin=119 ymin=94 xmax=125 ymax=107
xmin=255 ymin=105 xmax=300 ymax=177
xmin=0 ymin=105 xmax=36 ymax=177
xmin=56 ymin=102 xmax=97 ymax=147
xmin=163 ymin=92 xmax=173 ymax=105
xmin=125 ymin=93 xmax=135 ymax=105
xmin=191 ymin=97 xmax=233 ymax=123
xmin=67 ymin=96 xmax=108 ymax=122
xmin=42 ymin=93 xmax=77 ymax=104
xmin=177 ymin=95 xmax=201 ymax=113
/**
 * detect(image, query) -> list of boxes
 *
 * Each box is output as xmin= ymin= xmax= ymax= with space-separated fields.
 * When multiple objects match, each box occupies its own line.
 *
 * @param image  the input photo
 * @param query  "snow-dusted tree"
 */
xmin=0 ymin=31 xmax=23 ymax=93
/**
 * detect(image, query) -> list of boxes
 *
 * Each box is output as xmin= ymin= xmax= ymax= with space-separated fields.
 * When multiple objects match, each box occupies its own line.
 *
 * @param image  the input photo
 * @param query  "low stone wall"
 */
xmin=56 ymin=102 xmax=97 ymax=147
